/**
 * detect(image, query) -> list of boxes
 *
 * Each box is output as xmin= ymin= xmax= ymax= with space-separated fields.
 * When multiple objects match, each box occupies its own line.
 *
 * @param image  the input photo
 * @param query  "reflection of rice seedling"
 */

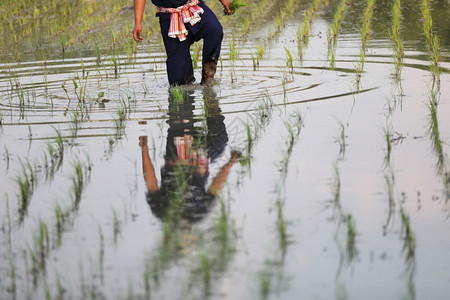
xmin=399 ymin=206 xmax=416 ymax=267
xmin=383 ymin=170 xmax=395 ymax=233
xmin=143 ymin=264 xmax=151 ymax=298
xmin=36 ymin=220 xmax=50 ymax=271
xmin=99 ymin=227 xmax=105 ymax=282
xmin=259 ymin=266 xmax=271 ymax=300
xmin=245 ymin=120 xmax=253 ymax=155
xmin=332 ymin=163 xmax=341 ymax=209
xmin=427 ymin=100 xmax=445 ymax=172
xmin=56 ymin=273 xmax=64 ymax=300
xmin=345 ymin=214 xmax=356 ymax=259
xmin=54 ymin=204 xmax=67 ymax=246
xmin=112 ymin=207 xmax=121 ymax=243
xmin=216 ymin=199 xmax=229 ymax=246
xmin=8 ymin=257 xmax=17 ymax=299
xmin=336 ymin=119 xmax=346 ymax=160
xmin=200 ymin=254 xmax=211 ymax=290
xmin=383 ymin=123 xmax=393 ymax=167
xmin=276 ymin=196 xmax=287 ymax=251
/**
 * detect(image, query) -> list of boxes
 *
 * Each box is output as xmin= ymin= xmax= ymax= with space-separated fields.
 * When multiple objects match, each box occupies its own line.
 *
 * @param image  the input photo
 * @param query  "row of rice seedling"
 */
xmin=421 ymin=0 xmax=441 ymax=84
xmin=327 ymin=0 xmax=347 ymax=68
xmin=389 ymin=0 xmax=404 ymax=83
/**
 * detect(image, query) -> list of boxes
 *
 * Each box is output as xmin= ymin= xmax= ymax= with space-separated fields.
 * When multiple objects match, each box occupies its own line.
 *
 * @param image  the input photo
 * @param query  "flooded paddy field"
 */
xmin=1 ymin=0 xmax=450 ymax=298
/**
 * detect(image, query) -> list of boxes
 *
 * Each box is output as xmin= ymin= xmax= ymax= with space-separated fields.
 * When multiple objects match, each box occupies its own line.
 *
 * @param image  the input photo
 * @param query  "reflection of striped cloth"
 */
xmin=156 ymin=0 xmax=204 ymax=41
xmin=174 ymin=135 xmax=193 ymax=161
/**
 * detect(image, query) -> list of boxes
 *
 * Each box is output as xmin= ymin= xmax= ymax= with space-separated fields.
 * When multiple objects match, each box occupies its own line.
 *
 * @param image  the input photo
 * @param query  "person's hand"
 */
xmin=139 ymin=136 xmax=148 ymax=148
xmin=133 ymin=24 xmax=143 ymax=42
xmin=220 ymin=0 xmax=234 ymax=15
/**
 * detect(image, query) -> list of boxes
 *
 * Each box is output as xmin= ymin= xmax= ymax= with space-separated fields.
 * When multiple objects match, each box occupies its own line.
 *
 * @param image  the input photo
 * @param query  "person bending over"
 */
xmin=133 ymin=0 xmax=233 ymax=85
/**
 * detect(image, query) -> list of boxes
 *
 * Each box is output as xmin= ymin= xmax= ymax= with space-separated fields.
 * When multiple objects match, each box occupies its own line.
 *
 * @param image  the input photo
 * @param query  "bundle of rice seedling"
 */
xmin=225 ymin=0 xmax=248 ymax=14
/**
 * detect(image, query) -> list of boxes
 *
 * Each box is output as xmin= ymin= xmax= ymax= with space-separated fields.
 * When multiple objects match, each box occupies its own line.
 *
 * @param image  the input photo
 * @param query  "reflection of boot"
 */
xmin=201 ymin=60 xmax=217 ymax=86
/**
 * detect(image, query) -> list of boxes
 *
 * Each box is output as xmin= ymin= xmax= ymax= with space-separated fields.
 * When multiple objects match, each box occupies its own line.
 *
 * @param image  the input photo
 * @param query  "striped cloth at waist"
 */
xmin=156 ymin=0 xmax=204 ymax=41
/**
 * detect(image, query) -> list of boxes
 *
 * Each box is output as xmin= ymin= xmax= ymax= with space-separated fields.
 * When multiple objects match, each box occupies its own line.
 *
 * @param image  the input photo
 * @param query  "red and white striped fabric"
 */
xmin=156 ymin=0 xmax=204 ymax=41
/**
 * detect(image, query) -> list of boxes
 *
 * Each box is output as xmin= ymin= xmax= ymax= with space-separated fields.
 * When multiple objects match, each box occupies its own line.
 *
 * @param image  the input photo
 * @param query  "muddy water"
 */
xmin=1 ymin=0 xmax=450 ymax=299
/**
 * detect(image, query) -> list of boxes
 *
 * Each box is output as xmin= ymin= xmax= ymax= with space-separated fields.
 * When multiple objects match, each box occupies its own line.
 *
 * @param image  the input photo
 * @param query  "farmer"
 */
xmin=133 ymin=0 xmax=233 ymax=85
xmin=139 ymin=88 xmax=239 ymax=222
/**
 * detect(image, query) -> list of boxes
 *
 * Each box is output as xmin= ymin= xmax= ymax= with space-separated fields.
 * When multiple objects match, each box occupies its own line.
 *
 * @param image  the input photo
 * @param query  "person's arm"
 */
xmin=133 ymin=0 xmax=146 ymax=42
xmin=139 ymin=136 xmax=159 ymax=192
xmin=208 ymin=151 xmax=240 ymax=195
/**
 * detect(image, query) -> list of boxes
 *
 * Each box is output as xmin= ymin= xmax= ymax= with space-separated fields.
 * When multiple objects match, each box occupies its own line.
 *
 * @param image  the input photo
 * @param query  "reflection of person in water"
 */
xmin=140 ymin=88 xmax=239 ymax=223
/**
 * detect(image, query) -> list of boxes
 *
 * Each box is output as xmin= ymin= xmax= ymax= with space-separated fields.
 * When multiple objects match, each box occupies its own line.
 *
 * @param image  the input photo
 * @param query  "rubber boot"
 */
xmin=200 ymin=60 xmax=217 ymax=85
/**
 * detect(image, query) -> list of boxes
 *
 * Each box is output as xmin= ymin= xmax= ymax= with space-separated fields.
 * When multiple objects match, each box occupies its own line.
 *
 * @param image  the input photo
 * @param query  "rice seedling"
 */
xmin=355 ymin=0 xmax=374 ymax=85
xmin=301 ymin=12 xmax=310 ymax=46
xmin=328 ymin=0 xmax=347 ymax=67
xmin=389 ymin=0 xmax=404 ymax=82
xmin=284 ymin=46 xmax=294 ymax=70
xmin=191 ymin=42 xmax=202 ymax=69
xmin=70 ymin=110 xmax=80 ymax=139
xmin=229 ymin=34 xmax=237 ymax=62
xmin=29 ymin=247 xmax=40 ymax=287
xmin=54 ymin=204 xmax=68 ymax=246
xmin=36 ymin=219 xmax=50 ymax=271
xmin=229 ymin=0 xmax=248 ymax=12
xmin=113 ymin=100 xmax=129 ymax=139
xmin=16 ymin=159 xmax=37 ymax=223
xmin=256 ymin=90 xmax=273 ymax=128
xmin=70 ymin=157 xmax=91 ymax=212
xmin=170 ymin=85 xmax=184 ymax=104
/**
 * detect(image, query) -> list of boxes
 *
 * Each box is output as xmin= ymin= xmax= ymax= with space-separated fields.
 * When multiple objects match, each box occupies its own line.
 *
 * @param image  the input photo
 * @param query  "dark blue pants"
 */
xmin=157 ymin=1 xmax=223 ymax=85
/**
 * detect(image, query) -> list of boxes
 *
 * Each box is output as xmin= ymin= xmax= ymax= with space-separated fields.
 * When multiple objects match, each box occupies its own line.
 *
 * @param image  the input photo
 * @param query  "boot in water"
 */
xmin=201 ymin=60 xmax=217 ymax=86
